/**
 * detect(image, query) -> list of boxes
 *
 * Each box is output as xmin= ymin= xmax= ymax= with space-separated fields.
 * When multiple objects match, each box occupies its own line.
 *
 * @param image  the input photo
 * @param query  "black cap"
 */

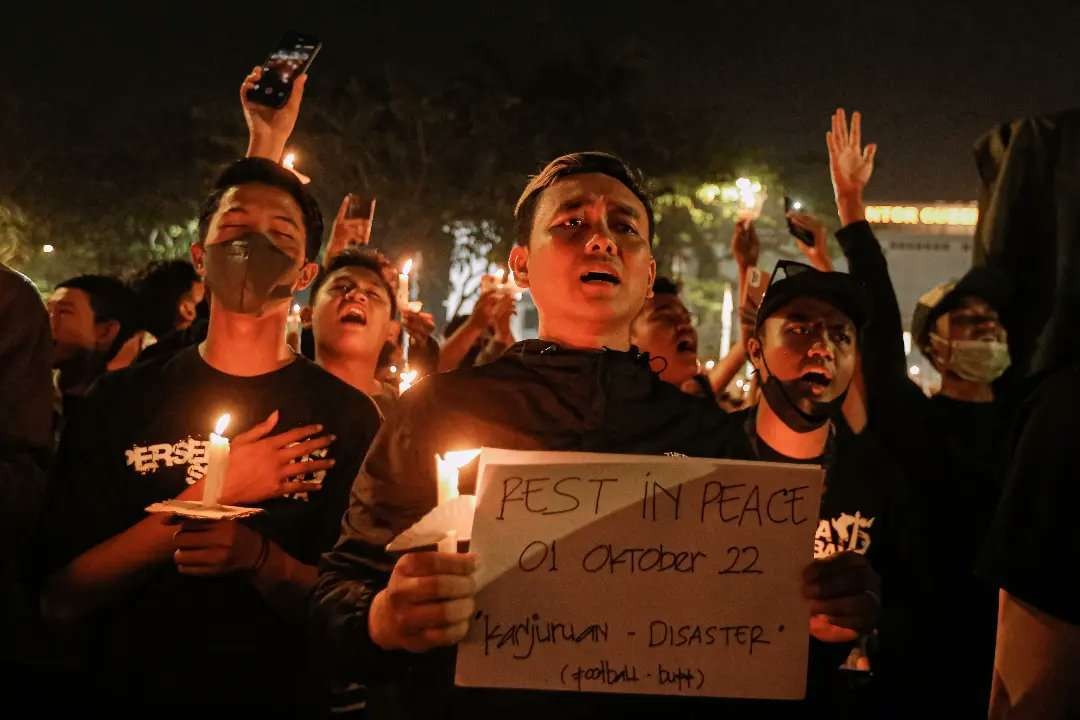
xmin=755 ymin=260 xmax=869 ymax=332
xmin=911 ymin=266 xmax=1012 ymax=354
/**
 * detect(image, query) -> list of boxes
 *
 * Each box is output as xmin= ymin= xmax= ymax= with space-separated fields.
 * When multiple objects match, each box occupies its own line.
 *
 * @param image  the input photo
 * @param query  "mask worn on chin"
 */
xmin=202 ymin=232 xmax=298 ymax=316
xmin=932 ymin=334 xmax=1011 ymax=383
xmin=759 ymin=354 xmax=849 ymax=433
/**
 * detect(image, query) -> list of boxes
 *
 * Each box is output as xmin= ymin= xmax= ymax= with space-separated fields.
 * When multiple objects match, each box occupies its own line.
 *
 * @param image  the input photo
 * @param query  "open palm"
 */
xmin=827 ymin=109 xmax=876 ymax=197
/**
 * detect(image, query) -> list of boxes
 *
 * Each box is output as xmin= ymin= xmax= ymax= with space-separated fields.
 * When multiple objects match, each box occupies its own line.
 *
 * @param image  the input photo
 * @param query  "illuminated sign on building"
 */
xmin=865 ymin=204 xmax=978 ymax=226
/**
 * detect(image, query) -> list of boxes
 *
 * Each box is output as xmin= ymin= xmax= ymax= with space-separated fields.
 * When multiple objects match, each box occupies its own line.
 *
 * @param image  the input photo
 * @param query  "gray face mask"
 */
xmin=932 ymin=334 xmax=1011 ymax=383
xmin=202 ymin=232 xmax=298 ymax=316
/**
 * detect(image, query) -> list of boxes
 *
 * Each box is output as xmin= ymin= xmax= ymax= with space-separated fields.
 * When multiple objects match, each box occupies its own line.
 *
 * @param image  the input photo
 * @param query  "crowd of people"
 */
xmin=1 ymin=60 xmax=1077 ymax=720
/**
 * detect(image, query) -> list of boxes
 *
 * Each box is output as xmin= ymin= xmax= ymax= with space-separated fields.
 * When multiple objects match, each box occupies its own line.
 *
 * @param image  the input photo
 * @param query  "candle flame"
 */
xmin=401 ymin=258 xmax=413 ymax=276
xmin=292 ymin=303 xmax=301 ymax=314
xmin=283 ymin=152 xmax=296 ymax=170
xmin=442 ymin=448 xmax=481 ymax=469
xmin=398 ymin=368 xmax=419 ymax=393
xmin=214 ymin=413 xmax=231 ymax=435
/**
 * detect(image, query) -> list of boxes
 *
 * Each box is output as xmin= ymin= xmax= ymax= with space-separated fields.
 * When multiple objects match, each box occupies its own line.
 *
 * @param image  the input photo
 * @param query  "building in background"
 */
xmin=864 ymin=201 xmax=978 ymax=393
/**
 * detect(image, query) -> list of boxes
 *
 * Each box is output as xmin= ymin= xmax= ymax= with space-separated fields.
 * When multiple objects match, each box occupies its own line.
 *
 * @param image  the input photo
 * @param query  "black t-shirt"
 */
xmin=980 ymin=365 xmax=1080 ymax=626
xmin=707 ymin=409 xmax=907 ymax=715
xmin=43 ymin=346 xmax=381 ymax=708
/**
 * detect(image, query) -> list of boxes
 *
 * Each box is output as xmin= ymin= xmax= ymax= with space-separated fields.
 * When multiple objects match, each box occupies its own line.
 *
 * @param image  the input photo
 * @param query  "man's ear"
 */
xmin=94 ymin=319 xmax=121 ymax=354
xmin=294 ymin=261 xmax=320 ymax=293
xmin=646 ymin=258 xmax=657 ymax=299
xmin=190 ymin=242 xmax=206 ymax=277
xmin=178 ymin=298 xmax=198 ymax=324
xmin=746 ymin=335 xmax=764 ymax=377
xmin=509 ymin=245 xmax=530 ymax=288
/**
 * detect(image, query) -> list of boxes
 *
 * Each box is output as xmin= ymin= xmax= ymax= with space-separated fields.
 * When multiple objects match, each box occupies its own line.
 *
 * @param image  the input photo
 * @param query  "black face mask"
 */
xmin=758 ymin=354 xmax=849 ymax=434
xmin=202 ymin=232 xmax=298 ymax=316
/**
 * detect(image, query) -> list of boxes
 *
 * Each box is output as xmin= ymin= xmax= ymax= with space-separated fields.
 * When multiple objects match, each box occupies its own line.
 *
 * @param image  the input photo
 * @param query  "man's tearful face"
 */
xmin=519 ymin=173 xmax=655 ymax=330
xmin=759 ymin=296 xmax=857 ymax=414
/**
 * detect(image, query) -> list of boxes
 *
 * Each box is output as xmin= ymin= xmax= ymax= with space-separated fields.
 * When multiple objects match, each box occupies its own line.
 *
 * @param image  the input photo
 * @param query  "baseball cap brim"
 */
xmin=756 ymin=266 xmax=869 ymax=332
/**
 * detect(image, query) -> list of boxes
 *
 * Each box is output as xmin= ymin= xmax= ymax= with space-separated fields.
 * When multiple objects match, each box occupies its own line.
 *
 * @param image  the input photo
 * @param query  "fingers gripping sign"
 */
xmin=801 ymin=550 xmax=882 ymax=643
xmin=369 ymin=551 xmax=480 ymax=653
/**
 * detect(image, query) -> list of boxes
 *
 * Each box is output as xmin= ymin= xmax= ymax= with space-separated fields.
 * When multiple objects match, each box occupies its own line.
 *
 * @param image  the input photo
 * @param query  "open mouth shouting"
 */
xmin=579 ymin=264 xmax=622 ymax=289
xmin=675 ymin=331 xmax=698 ymax=355
xmin=338 ymin=304 xmax=368 ymax=327
xmin=796 ymin=368 xmax=833 ymax=395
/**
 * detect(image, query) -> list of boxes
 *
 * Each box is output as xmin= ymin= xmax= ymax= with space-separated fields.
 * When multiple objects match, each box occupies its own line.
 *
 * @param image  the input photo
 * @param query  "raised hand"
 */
xmin=241 ymin=66 xmax=307 ymax=163
xmin=731 ymin=219 xmax=760 ymax=271
xmin=215 ymin=411 xmax=336 ymax=506
xmin=787 ymin=212 xmax=833 ymax=272
xmin=827 ymin=108 xmax=876 ymax=196
xmin=324 ymin=196 xmax=375 ymax=268
xmin=401 ymin=310 xmax=436 ymax=343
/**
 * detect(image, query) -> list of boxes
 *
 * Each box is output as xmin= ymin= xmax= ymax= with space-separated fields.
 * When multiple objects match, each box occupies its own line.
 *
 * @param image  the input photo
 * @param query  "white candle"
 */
xmin=434 ymin=449 xmax=481 ymax=553
xmin=436 ymin=449 xmax=482 ymax=505
xmin=438 ymin=530 xmax=458 ymax=554
xmin=202 ymin=414 xmax=232 ymax=507
xmin=721 ymin=284 xmax=734 ymax=356
xmin=286 ymin=303 xmax=302 ymax=352
xmin=398 ymin=258 xmax=413 ymax=365
xmin=397 ymin=258 xmax=413 ymax=313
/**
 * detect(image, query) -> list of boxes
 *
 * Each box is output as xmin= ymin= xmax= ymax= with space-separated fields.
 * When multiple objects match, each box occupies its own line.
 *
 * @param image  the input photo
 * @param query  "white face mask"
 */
xmin=931 ymin=334 xmax=1011 ymax=383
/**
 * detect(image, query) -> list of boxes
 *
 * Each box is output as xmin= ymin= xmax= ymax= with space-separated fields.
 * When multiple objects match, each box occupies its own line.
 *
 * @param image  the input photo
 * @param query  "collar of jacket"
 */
xmin=505 ymin=339 xmax=655 ymax=369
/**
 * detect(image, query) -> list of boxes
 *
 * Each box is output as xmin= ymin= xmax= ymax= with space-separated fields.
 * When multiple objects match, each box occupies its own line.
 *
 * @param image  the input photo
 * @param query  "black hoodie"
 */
xmin=313 ymin=340 xmax=866 ymax=719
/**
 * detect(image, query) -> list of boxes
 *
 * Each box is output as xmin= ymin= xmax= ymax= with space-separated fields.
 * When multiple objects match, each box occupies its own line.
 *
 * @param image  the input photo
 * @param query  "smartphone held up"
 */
xmin=784 ymin=195 xmax=815 ymax=246
xmin=246 ymin=31 xmax=322 ymax=109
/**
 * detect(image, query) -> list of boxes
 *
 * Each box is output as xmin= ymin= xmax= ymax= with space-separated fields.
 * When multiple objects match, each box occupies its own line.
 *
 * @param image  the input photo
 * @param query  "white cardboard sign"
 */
xmin=455 ymin=449 xmax=824 ymax=700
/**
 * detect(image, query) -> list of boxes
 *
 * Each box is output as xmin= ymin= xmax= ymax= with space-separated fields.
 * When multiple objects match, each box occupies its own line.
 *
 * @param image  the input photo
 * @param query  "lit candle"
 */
xmin=721 ymin=284 xmax=734 ymax=356
xmin=286 ymin=303 xmax=302 ymax=352
xmin=202 ymin=414 xmax=232 ymax=507
xmin=434 ymin=449 xmax=481 ymax=552
xmin=735 ymin=177 xmax=764 ymax=220
xmin=398 ymin=258 xmax=413 ymax=365
xmin=397 ymin=258 xmax=413 ymax=312
xmin=398 ymin=368 xmax=419 ymax=394
xmin=281 ymin=151 xmax=311 ymax=184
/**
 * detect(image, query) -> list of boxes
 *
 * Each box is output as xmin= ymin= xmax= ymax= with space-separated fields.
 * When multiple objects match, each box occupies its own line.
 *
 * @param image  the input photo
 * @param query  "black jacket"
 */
xmin=313 ymin=340 xmax=741 ymax=719
xmin=835 ymin=220 xmax=1005 ymax=715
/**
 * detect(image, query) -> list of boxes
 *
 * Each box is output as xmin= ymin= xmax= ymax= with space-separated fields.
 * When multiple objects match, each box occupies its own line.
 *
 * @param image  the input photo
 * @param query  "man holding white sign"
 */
xmin=314 ymin=152 xmax=880 ymax=718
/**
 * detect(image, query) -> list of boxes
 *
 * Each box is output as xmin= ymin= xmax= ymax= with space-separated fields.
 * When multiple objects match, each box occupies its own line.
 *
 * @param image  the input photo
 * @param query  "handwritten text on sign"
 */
xmin=455 ymin=449 xmax=824 ymax=700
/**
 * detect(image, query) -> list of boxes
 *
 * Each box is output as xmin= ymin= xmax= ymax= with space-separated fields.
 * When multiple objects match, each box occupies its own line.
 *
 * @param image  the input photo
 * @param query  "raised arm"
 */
xmin=825 ymin=109 xmax=911 ymax=411
xmin=241 ymin=66 xmax=307 ymax=163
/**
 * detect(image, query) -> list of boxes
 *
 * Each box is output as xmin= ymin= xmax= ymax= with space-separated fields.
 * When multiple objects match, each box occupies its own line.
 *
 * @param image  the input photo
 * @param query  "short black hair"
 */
xmin=56 ymin=274 xmax=140 ymax=360
xmin=131 ymin=260 xmax=200 ymax=338
xmin=651 ymin=275 xmax=680 ymax=297
xmin=198 ymin=157 xmax=324 ymax=261
xmin=513 ymin=151 xmax=654 ymax=246
xmin=312 ymin=246 xmax=397 ymax=317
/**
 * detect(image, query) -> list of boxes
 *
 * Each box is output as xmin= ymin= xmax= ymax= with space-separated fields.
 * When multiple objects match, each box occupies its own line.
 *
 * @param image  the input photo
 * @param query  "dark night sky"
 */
xmin=8 ymin=1 xmax=1080 ymax=200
